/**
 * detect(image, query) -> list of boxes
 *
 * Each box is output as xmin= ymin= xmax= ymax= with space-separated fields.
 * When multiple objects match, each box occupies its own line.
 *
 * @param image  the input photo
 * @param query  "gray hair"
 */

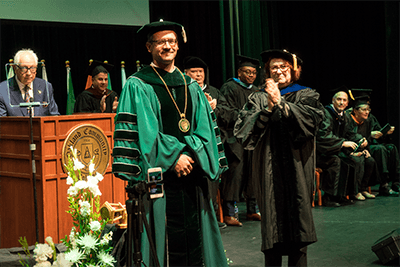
xmin=14 ymin=49 xmax=38 ymax=64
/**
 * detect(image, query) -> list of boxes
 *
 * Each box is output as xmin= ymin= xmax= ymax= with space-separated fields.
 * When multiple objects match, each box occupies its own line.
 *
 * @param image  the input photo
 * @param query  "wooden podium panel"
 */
xmin=0 ymin=114 xmax=127 ymax=248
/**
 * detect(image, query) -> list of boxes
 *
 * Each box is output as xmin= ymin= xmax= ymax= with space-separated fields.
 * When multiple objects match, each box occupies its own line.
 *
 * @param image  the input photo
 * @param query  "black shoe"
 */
xmin=218 ymin=222 xmax=227 ymax=229
xmin=391 ymin=182 xmax=400 ymax=193
xmin=378 ymin=187 xmax=399 ymax=197
xmin=337 ymin=197 xmax=355 ymax=206
xmin=322 ymin=195 xmax=340 ymax=207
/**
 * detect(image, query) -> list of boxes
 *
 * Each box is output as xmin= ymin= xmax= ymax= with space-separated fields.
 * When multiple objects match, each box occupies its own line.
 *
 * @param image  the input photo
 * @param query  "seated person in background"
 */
xmin=316 ymin=88 xmax=358 ymax=206
xmin=318 ymin=87 xmax=378 ymax=204
xmin=0 ymin=48 xmax=60 ymax=116
xmin=74 ymin=61 xmax=118 ymax=113
xmin=346 ymin=93 xmax=399 ymax=196
xmin=183 ymin=56 xmax=231 ymax=229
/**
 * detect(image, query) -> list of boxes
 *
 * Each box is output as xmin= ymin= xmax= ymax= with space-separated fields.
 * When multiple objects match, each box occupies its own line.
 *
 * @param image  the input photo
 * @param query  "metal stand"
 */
xmin=20 ymin=101 xmax=41 ymax=243
xmin=125 ymin=181 xmax=161 ymax=267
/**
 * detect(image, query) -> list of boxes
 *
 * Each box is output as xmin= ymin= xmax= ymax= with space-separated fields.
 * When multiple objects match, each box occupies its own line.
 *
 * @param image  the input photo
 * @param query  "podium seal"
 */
xmin=62 ymin=124 xmax=110 ymax=176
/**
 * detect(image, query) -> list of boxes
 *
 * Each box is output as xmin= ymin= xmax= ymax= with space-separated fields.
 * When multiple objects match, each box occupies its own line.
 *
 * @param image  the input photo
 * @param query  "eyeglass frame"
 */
xmin=269 ymin=64 xmax=290 ymax=73
xmin=150 ymin=38 xmax=178 ymax=47
xmin=358 ymin=107 xmax=372 ymax=112
xmin=15 ymin=65 xmax=38 ymax=74
xmin=239 ymin=68 xmax=257 ymax=76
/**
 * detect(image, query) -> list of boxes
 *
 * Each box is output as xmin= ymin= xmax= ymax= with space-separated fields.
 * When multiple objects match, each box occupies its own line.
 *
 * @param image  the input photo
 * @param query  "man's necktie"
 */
xmin=23 ymin=85 xmax=30 ymax=102
xmin=23 ymin=85 xmax=34 ymax=116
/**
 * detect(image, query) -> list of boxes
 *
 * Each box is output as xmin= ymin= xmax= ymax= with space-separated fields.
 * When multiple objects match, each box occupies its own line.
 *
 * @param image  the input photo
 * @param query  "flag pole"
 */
xmin=41 ymin=59 xmax=48 ymax=81
xmin=85 ymin=59 xmax=93 ymax=90
xmin=104 ymin=60 xmax=112 ymax=90
xmin=121 ymin=61 xmax=127 ymax=88
xmin=66 ymin=60 xmax=76 ymax=115
xmin=136 ymin=60 xmax=141 ymax=72
xmin=7 ymin=59 xmax=14 ymax=79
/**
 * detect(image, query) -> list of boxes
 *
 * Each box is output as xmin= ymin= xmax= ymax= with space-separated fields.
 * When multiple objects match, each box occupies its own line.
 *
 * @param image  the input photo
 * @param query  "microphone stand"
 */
xmin=20 ymin=100 xmax=41 ymax=243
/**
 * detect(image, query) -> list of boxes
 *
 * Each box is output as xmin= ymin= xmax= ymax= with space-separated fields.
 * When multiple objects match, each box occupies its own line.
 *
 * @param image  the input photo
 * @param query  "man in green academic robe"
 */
xmin=112 ymin=20 xmax=228 ymax=267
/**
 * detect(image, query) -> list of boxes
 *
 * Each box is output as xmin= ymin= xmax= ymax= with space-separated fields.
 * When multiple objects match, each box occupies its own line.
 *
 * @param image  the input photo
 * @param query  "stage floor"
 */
xmin=221 ymin=186 xmax=400 ymax=267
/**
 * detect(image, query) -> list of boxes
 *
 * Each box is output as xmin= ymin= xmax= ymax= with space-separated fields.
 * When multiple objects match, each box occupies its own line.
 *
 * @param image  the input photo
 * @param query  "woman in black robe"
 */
xmin=234 ymin=49 xmax=324 ymax=266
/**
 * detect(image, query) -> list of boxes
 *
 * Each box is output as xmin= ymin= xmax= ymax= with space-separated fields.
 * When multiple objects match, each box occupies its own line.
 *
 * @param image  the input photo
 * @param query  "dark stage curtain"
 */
xmin=384 ymin=2 xmax=399 ymax=148
xmin=218 ymin=1 xmax=275 ymax=86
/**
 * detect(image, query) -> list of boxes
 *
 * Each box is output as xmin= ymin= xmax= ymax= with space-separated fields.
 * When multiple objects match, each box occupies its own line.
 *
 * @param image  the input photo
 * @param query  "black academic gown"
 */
xmin=220 ymin=78 xmax=258 ymax=201
xmin=234 ymin=84 xmax=324 ymax=253
xmin=74 ymin=88 xmax=118 ymax=113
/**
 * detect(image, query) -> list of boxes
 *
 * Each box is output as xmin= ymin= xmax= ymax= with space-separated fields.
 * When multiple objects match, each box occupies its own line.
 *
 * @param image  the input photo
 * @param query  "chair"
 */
xmin=313 ymin=168 xmax=323 ymax=207
xmin=216 ymin=188 xmax=224 ymax=223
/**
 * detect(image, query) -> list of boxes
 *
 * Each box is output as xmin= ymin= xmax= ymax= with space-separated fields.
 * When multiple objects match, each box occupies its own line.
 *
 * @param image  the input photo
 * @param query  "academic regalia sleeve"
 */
xmin=316 ymin=109 xmax=344 ymax=156
xmin=209 ymin=86 xmax=233 ymax=127
xmin=112 ymin=77 xmax=186 ymax=184
xmin=235 ymin=88 xmax=325 ymax=149
xmin=184 ymin=83 xmax=228 ymax=180
xmin=220 ymin=82 xmax=242 ymax=127
xmin=279 ymin=89 xmax=325 ymax=144
xmin=234 ymin=91 xmax=270 ymax=150
xmin=74 ymin=91 xmax=102 ymax=113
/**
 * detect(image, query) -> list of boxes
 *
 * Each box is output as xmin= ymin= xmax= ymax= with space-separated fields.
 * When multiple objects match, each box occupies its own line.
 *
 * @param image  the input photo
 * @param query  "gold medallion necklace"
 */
xmin=151 ymin=65 xmax=190 ymax=133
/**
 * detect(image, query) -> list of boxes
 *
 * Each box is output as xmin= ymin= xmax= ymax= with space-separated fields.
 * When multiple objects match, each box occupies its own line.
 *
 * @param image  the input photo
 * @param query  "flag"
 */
xmin=85 ymin=75 xmax=92 ymax=90
xmin=107 ymin=72 xmax=112 ymax=90
xmin=121 ymin=61 xmax=126 ymax=88
xmin=104 ymin=60 xmax=112 ymax=90
xmin=85 ymin=59 xmax=94 ymax=90
xmin=41 ymin=60 xmax=48 ymax=81
xmin=7 ymin=65 xmax=14 ymax=79
xmin=66 ymin=62 xmax=76 ymax=115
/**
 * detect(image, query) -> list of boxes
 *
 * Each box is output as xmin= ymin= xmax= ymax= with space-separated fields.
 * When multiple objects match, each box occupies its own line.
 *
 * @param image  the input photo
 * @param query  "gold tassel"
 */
xmin=182 ymin=26 xmax=187 ymax=43
xmin=293 ymin=54 xmax=298 ymax=71
xmin=348 ymin=90 xmax=355 ymax=100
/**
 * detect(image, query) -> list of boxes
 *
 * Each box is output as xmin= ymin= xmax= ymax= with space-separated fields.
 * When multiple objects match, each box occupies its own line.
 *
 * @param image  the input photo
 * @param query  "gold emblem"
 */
xmin=62 ymin=124 xmax=110 ymax=177
xmin=38 ymin=90 xmax=42 ymax=94
xmin=178 ymin=118 xmax=190 ymax=133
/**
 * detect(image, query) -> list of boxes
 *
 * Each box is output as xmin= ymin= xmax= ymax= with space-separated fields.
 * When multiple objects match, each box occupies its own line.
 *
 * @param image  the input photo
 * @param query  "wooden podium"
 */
xmin=0 ymin=114 xmax=127 ymax=248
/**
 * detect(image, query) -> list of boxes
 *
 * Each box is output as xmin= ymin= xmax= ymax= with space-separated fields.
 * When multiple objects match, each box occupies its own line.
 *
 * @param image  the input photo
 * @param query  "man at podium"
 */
xmin=0 ymin=48 xmax=60 ymax=117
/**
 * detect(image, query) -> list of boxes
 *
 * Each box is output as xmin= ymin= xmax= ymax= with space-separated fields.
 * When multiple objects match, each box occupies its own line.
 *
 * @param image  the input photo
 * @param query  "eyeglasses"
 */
xmin=358 ymin=107 xmax=371 ymax=112
xmin=151 ymin=38 xmax=178 ymax=46
xmin=16 ymin=65 xmax=37 ymax=74
xmin=270 ymin=65 xmax=289 ymax=73
xmin=240 ymin=69 xmax=257 ymax=76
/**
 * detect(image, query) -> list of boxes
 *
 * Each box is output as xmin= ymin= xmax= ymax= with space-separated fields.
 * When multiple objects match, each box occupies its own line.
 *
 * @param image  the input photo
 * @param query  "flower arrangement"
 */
xmin=20 ymin=147 xmax=116 ymax=267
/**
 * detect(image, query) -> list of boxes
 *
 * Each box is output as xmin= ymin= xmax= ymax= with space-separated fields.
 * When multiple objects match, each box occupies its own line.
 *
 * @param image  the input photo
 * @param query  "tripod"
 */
xmin=125 ymin=181 xmax=161 ymax=267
